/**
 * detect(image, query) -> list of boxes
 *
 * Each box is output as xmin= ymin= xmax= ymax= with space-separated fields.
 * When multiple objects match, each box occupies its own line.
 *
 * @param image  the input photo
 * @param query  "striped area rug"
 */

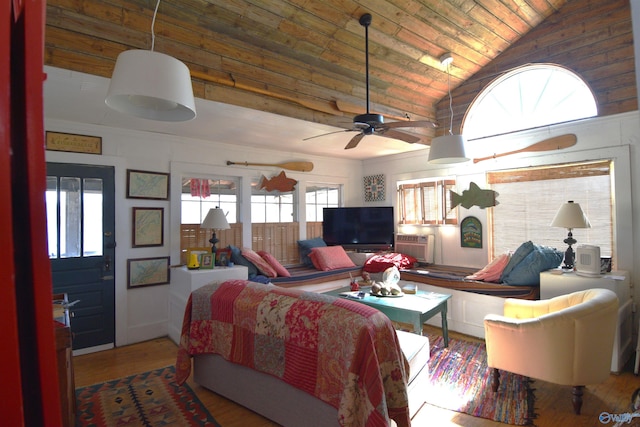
xmin=425 ymin=335 xmax=536 ymax=425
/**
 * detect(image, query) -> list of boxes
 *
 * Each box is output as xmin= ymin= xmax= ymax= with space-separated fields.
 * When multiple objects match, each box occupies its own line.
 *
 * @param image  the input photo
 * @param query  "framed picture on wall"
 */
xmin=132 ymin=207 xmax=164 ymax=247
xmin=460 ymin=216 xmax=482 ymax=248
xmin=127 ymin=257 xmax=170 ymax=288
xmin=364 ymin=174 xmax=385 ymax=202
xmin=126 ymin=169 xmax=170 ymax=200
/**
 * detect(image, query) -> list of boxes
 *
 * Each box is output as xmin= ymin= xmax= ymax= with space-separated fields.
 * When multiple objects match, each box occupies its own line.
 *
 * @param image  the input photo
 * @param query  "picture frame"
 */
xmin=216 ymin=248 xmax=231 ymax=266
xmin=460 ymin=216 xmax=482 ymax=248
xmin=127 ymin=257 xmax=170 ymax=288
xmin=132 ymin=207 xmax=164 ymax=247
xmin=199 ymin=252 xmax=215 ymax=269
xmin=45 ymin=131 xmax=102 ymax=155
xmin=127 ymin=169 xmax=170 ymax=200
xmin=364 ymin=174 xmax=385 ymax=202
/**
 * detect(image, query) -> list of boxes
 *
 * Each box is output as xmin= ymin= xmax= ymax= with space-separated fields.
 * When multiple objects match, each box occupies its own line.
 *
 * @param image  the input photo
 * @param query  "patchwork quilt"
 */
xmin=175 ymin=279 xmax=410 ymax=427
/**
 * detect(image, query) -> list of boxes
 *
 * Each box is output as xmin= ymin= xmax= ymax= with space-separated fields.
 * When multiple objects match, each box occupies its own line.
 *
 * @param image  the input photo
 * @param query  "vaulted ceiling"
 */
xmin=44 ymin=0 xmax=578 ymax=159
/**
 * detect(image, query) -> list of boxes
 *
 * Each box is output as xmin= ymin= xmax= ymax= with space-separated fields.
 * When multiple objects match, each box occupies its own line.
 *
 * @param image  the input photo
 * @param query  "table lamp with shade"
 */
xmin=201 ymin=208 xmax=230 ymax=254
xmin=550 ymin=200 xmax=591 ymax=269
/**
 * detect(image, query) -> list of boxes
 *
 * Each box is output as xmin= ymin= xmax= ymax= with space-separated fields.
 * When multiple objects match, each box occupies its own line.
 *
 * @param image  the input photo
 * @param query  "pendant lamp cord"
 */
xmin=150 ymin=0 xmax=161 ymax=51
xmin=447 ymin=61 xmax=453 ymax=136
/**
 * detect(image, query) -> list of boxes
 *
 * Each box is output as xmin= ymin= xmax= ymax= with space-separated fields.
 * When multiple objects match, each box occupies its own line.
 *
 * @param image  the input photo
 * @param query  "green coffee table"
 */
xmin=326 ymin=284 xmax=452 ymax=347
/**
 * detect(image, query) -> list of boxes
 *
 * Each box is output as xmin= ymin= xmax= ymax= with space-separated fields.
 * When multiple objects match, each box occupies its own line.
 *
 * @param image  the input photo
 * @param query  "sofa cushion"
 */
xmin=499 ymin=241 xmax=535 ymax=282
xmin=467 ymin=252 xmax=511 ymax=282
xmin=229 ymin=245 xmax=259 ymax=278
xmin=242 ymin=247 xmax=277 ymax=278
xmin=308 ymin=246 xmax=356 ymax=271
xmin=297 ymin=237 xmax=326 ymax=267
xmin=258 ymin=251 xmax=291 ymax=277
xmin=363 ymin=252 xmax=418 ymax=273
xmin=502 ymin=244 xmax=563 ymax=286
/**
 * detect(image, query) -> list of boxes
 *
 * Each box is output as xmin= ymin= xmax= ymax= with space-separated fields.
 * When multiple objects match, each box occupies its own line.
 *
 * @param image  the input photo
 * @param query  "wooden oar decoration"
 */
xmin=226 ymin=160 xmax=314 ymax=172
xmin=473 ymin=134 xmax=577 ymax=163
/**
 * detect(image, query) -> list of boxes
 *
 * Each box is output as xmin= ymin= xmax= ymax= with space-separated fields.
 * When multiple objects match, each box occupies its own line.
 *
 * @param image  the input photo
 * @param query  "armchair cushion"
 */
xmin=484 ymin=288 xmax=619 ymax=386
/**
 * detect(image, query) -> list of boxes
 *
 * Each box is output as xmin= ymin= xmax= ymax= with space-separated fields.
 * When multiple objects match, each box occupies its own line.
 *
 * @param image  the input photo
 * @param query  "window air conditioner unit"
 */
xmin=395 ymin=234 xmax=435 ymax=264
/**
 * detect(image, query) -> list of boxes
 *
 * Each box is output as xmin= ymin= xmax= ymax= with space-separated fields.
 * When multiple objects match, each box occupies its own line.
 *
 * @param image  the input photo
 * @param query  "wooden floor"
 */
xmin=74 ymin=326 xmax=640 ymax=427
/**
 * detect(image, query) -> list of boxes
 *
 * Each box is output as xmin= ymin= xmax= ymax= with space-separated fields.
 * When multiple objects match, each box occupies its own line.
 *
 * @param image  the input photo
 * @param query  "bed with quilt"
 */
xmin=175 ymin=279 xmax=417 ymax=427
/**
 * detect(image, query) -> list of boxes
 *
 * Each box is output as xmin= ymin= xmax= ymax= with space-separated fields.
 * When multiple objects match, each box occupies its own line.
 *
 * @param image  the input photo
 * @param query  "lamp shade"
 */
xmin=428 ymin=134 xmax=469 ymax=164
xmin=201 ymin=208 xmax=230 ymax=230
xmin=105 ymin=50 xmax=196 ymax=122
xmin=550 ymin=201 xmax=591 ymax=229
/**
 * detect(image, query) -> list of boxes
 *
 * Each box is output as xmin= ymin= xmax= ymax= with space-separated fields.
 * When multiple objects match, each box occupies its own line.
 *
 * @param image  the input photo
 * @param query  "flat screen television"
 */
xmin=322 ymin=207 xmax=394 ymax=251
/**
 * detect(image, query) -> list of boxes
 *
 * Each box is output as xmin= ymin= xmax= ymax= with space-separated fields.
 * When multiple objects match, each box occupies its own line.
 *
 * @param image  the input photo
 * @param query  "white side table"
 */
xmin=540 ymin=270 xmax=632 ymax=373
xmin=168 ymin=266 xmax=248 ymax=344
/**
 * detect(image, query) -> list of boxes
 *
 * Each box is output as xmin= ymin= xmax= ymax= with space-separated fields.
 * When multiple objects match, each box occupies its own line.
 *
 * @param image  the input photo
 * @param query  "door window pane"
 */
xmin=60 ymin=177 xmax=81 ymax=258
xmin=46 ymin=177 xmax=58 ymax=258
xmin=83 ymin=178 xmax=103 ymax=256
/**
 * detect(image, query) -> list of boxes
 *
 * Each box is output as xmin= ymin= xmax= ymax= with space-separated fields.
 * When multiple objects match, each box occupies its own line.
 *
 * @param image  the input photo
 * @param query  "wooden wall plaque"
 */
xmin=46 ymin=131 xmax=102 ymax=155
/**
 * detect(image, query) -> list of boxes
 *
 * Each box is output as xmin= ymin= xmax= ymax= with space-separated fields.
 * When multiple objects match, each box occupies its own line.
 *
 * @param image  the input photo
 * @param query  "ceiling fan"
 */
xmin=305 ymin=13 xmax=437 ymax=150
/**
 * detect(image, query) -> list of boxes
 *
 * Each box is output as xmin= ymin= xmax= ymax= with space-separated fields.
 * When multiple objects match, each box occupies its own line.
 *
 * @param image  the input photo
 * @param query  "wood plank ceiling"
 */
xmin=45 ymin=0 xmax=568 ymax=149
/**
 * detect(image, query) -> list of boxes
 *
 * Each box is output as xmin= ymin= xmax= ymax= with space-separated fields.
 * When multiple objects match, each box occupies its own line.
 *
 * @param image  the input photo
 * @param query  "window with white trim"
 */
xmin=251 ymin=181 xmax=295 ymax=223
xmin=464 ymin=64 xmax=597 ymax=140
xmin=306 ymin=184 xmax=341 ymax=221
xmin=488 ymin=160 xmax=612 ymax=258
xmin=398 ymin=179 xmax=457 ymax=225
xmin=181 ymin=178 xmax=238 ymax=224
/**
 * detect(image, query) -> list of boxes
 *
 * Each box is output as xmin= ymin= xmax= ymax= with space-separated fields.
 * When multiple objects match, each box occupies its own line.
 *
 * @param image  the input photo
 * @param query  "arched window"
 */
xmin=463 ymin=64 xmax=597 ymax=140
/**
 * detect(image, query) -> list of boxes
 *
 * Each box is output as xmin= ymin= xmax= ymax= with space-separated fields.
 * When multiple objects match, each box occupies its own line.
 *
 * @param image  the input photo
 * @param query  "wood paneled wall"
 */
xmin=181 ymin=222 xmax=322 ymax=266
xmin=436 ymin=0 xmax=637 ymax=135
xmin=179 ymin=223 xmax=242 ymax=265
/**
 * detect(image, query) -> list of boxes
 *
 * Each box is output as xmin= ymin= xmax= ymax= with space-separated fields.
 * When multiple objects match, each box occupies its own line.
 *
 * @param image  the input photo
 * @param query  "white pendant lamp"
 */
xmin=105 ymin=0 xmax=196 ymax=122
xmin=428 ymin=53 xmax=468 ymax=164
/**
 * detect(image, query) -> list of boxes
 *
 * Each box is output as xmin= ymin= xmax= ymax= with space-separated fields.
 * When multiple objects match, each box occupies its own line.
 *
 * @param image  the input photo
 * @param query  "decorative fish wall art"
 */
xmin=259 ymin=170 xmax=298 ymax=192
xmin=450 ymin=182 xmax=499 ymax=209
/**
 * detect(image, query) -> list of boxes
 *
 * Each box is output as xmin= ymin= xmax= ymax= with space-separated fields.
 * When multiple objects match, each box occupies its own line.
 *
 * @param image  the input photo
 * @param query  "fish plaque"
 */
xmin=450 ymin=182 xmax=499 ymax=209
xmin=259 ymin=171 xmax=297 ymax=192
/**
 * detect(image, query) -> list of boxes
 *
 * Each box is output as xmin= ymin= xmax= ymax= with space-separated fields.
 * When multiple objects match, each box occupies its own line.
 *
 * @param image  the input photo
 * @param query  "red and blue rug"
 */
xmin=76 ymin=365 xmax=220 ymax=426
xmin=425 ymin=335 xmax=536 ymax=425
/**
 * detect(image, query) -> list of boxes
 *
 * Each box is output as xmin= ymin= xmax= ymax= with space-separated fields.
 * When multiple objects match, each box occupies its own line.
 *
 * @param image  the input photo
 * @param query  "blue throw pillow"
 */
xmin=228 ymin=245 xmax=259 ymax=278
xmin=297 ymin=237 xmax=326 ymax=267
xmin=499 ymin=241 xmax=535 ymax=282
xmin=502 ymin=244 xmax=563 ymax=286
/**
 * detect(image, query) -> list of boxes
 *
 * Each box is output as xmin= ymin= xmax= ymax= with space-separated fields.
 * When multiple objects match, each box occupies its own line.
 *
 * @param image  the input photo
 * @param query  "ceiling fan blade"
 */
xmin=383 ymin=120 xmax=437 ymax=129
xmin=379 ymin=129 xmax=421 ymax=144
xmin=345 ymin=133 xmax=365 ymax=150
xmin=302 ymin=129 xmax=353 ymax=141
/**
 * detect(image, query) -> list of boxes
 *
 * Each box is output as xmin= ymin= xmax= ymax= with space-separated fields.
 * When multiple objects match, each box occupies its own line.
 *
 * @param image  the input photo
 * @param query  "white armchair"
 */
xmin=484 ymin=288 xmax=618 ymax=414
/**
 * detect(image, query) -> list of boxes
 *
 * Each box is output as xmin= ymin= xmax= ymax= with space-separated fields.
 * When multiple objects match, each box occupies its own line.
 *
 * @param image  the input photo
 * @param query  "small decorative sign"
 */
xmin=46 ymin=131 xmax=102 ymax=155
xmin=364 ymin=174 xmax=385 ymax=202
xmin=460 ymin=216 xmax=482 ymax=248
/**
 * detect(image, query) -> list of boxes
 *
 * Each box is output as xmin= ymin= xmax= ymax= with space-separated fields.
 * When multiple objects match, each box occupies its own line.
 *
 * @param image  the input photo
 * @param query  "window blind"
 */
xmin=488 ymin=160 xmax=612 ymax=258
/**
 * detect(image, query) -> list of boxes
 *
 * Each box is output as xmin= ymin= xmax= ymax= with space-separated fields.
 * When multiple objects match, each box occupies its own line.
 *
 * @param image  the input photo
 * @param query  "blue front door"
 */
xmin=46 ymin=163 xmax=116 ymax=350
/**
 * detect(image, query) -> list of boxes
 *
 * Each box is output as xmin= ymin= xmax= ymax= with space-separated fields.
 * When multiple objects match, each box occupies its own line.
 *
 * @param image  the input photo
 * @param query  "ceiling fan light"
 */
xmin=428 ymin=134 xmax=469 ymax=164
xmin=105 ymin=50 xmax=196 ymax=122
